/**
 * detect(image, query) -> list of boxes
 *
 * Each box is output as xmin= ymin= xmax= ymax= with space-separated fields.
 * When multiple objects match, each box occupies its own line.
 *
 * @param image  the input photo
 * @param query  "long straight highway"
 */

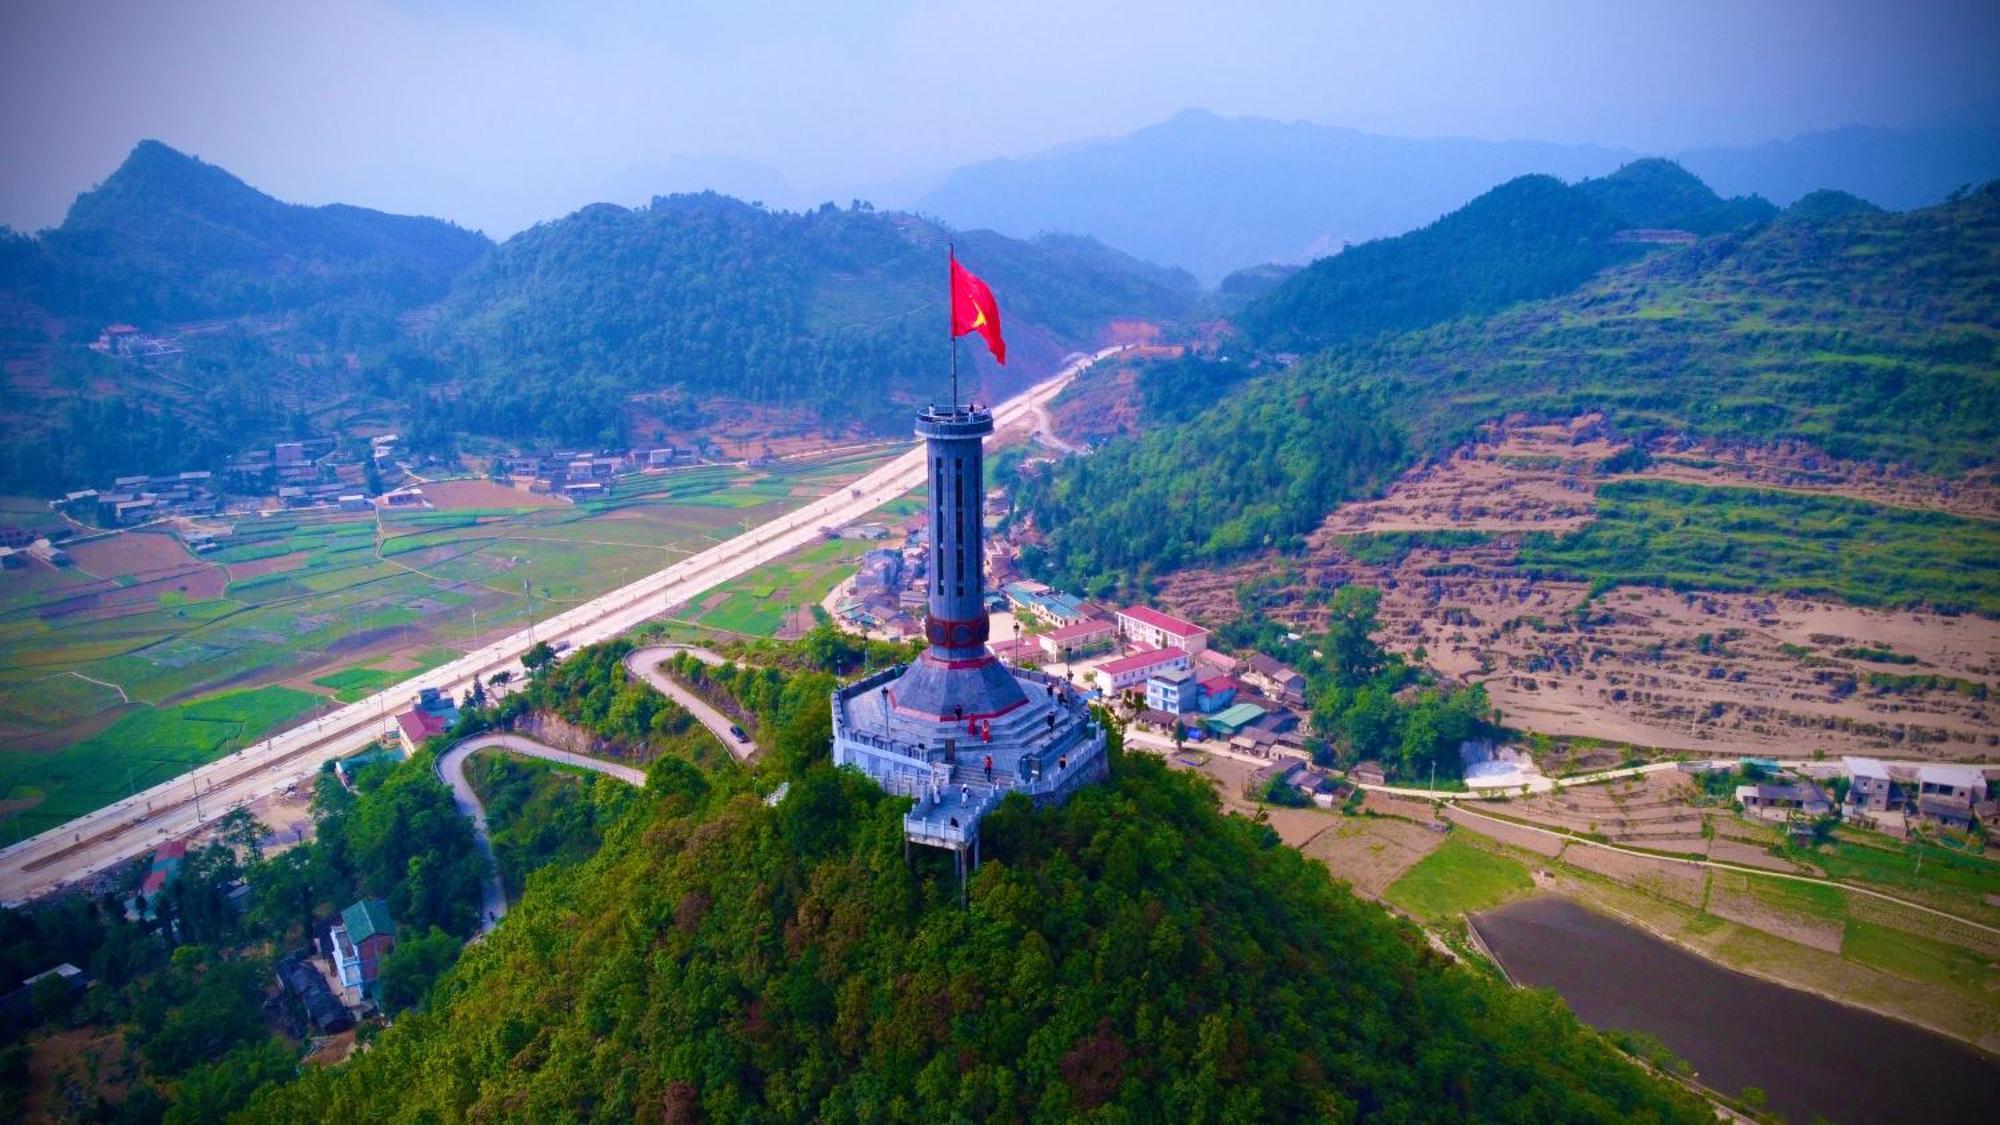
xmin=0 ymin=347 xmax=1123 ymax=905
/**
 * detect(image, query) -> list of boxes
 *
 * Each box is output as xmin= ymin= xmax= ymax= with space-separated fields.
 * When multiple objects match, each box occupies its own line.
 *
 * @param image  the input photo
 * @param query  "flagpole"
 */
xmin=948 ymin=242 xmax=959 ymax=411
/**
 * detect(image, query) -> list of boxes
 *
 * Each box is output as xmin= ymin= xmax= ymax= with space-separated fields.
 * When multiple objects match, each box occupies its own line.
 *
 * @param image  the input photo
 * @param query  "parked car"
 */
xmin=728 ymin=724 xmax=750 ymax=743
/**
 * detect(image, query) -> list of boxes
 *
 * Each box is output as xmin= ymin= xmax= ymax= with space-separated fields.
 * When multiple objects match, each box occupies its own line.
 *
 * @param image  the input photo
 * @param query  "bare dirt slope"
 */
xmin=1161 ymin=418 xmax=2000 ymax=761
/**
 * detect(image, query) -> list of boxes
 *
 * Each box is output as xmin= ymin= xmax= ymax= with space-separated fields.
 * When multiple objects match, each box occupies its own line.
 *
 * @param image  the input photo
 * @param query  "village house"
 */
xmin=1913 ymin=765 xmax=1987 ymax=831
xmin=1038 ymin=617 xmax=1118 ymax=661
xmin=1349 ymin=760 xmax=1388 ymax=786
xmin=1144 ymin=667 xmax=1198 ymax=714
xmin=1242 ymin=653 xmax=1308 ymax=705
xmin=1737 ymin=781 xmax=1833 ymax=822
xmin=394 ymin=687 xmax=459 ymax=754
xmin=329 ymin=899 xmax=396 ymax=1000
xmin=1094 ymin=646 xmax=1191 ymax=695
xmin=1006 ymin=583 xmax=1095 ymax=627
xmin=1204 ymin=702 xmax=1267 ymax=738
xmin=1195 ymin=674 xmax=1237 ymax=713
xmin=276 ymin=955 xmax=353 ymax=1033
xmin=1843 ymin=757 xmax=1898 ymax=813
xmin=1117 ymin=605 xmax=1209 ymax=654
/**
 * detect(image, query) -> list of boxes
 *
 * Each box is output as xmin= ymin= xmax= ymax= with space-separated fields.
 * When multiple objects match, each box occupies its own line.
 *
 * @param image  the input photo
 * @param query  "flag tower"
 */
xmin=829 ymin=248 xmax=1107 ymax=889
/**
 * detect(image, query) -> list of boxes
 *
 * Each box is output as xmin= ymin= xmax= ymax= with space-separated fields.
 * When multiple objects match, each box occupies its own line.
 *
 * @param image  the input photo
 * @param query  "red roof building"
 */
xmin=1116 ymin=606 xmax=1209 ymax=654
xmin=1094 ymin=646 xmax=1191 ymax=694
xmin=1037 ymin=617 xmax=1119 ymax=659
xmin=395 ymin=709 xmax=449 ymax=753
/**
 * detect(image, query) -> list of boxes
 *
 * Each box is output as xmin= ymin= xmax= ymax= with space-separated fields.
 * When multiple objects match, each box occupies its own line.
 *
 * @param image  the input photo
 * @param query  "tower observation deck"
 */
xmin=830 ymin=402 xmax=1108 ymax=871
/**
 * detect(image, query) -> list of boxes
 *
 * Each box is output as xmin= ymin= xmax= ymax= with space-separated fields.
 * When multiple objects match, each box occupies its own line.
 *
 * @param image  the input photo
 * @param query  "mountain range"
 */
xmin=0 ymin=142 xmax=1201 ymax=493
xmin=1019 ymin=180 xmax=2000 ymax=590
xmin=916 ymin=108 xmax=2000 ymax=282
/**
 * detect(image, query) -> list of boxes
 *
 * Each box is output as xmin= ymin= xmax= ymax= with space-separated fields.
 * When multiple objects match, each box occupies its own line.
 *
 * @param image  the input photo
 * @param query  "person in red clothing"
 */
xmin=983 ymin=754 xmax=994 ymax=783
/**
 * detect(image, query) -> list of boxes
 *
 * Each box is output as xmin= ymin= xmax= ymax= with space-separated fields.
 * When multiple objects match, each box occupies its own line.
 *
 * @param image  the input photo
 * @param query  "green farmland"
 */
xmin=679 ymin=537 xmax=878 ymax=638
xmin=0 ymin=685 xmax=319 ymax=840
xmin=0 ymin=447 xmax=897 ymax=837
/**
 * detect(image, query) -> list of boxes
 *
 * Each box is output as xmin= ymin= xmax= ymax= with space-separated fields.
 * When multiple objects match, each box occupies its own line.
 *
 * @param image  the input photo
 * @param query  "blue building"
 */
xmin=1145 ymin=668 xmax=1198 ymax=714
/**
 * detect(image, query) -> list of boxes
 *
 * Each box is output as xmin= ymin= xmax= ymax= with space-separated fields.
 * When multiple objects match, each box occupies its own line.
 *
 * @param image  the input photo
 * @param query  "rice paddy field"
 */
xmin=675 ymin=537 xmax=879 ymax=638
xmin=0 ymin=447 xmax=897 ymax=838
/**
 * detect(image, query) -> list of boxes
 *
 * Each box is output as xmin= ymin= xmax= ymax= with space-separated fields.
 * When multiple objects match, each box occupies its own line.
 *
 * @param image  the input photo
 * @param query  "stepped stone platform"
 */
xmin=833 ymin=659 xmax=1108 ymax=851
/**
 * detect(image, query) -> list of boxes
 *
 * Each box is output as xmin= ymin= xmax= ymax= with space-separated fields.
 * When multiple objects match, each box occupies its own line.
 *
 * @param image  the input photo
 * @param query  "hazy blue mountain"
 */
xmin=33 ymin=140 xmax=490 ymax=322
xmin=917 ymin=109 xmax=1631 ymax=283
xmin=917 ymin=109 xmax=2000 ymax=282
xmin=1678 ymin=116 xmax=2000 ymax=210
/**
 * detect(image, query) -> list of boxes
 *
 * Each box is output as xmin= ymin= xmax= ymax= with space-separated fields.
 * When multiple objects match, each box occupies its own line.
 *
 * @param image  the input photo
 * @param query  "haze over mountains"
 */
xmin=916 ymin=107 xmax=2000 ymax=282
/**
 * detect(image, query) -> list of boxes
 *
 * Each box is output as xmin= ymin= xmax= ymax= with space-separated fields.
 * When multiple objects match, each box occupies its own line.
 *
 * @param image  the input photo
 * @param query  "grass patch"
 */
xmin=1384 ymin=837 xmax=1535 ymax=922
xmin=1743 ymin=874 xmax=1849 ymax=922
xmin=0 ymin=685 xmax=319 ymax=838
xmin=1797 ymin=831 xmax=2000 ymax=913
xmin=1842 ymin=919 xmax=1996 ymax=986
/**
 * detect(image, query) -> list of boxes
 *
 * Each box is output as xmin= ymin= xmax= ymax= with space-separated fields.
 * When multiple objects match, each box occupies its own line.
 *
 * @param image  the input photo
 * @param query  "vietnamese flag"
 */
xmin=950 ymin=254 xmax=1006 ymax=365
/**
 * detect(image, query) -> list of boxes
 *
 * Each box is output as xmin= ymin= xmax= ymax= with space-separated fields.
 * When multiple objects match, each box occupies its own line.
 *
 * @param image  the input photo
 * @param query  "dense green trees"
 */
xmin=427 ymin=194 xmax=1202 ymax=446
xmin=1017 ymin=375 xmax=1408 ymax=593
xmin=238 ymin=739 xmax=1701 ymax=1121
xmin=471 ymin=755 xmax=639 ymax=897
xmin=375 ymin=927 xmax=465 ymax=1015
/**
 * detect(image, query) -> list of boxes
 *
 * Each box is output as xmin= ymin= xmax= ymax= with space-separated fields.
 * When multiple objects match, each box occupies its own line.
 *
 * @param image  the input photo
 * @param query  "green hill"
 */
xmin=1235 ymin=160 xmax=1774 ymax=354
xmin=1021 ymin=182 xmax=2000 ymax=591
xmin=1783 ymin=188 xmax=1884 ymax=222
xmin=28 ymin=140 xmax=491 ymax=322
xmin=0 ymin=149 xmax=1202 ymax=493
xmin=428 ymin=194 xmax=1202 ymax=443
xmin=240 ymin=743 xmax=1703 ymax=1121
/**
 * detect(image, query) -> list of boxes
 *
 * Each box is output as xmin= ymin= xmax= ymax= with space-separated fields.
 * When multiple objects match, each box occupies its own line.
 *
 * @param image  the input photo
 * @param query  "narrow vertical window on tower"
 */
xmin=953 ymin=460 xmax=966 ymax=594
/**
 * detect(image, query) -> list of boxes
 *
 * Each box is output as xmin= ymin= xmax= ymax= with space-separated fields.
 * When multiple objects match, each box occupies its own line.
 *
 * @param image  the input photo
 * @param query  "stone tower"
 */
xmin=831 ymin=399 xmax=1108 ymax=873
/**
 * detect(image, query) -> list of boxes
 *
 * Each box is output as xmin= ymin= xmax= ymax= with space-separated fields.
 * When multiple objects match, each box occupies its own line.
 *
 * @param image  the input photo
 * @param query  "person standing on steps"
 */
xmin=983 ymin=754 xmax=994 ymax=783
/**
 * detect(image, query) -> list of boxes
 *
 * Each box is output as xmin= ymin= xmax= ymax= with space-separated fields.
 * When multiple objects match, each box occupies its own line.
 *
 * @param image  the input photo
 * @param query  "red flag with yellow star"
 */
xmin=950 ymin=253 xmax=1006 ymax=365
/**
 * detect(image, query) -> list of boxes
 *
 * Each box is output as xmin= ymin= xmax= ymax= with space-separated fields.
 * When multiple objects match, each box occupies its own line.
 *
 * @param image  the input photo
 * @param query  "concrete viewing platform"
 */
xmin=832 ymin=661 xmax=1108 ymax=853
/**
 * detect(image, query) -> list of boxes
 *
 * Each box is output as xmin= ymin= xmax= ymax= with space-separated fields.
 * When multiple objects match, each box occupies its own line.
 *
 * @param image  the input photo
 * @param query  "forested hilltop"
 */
xmin=428 ymin=194 xmax=1202 ymax=444
xmin=1235 ymin=159 xmax=1775 ymax=353
xmin=10 ymin=140 xmax=491 ymax=324
xmin=235 ymin=644 xmax=1702 ymax=1121
xmin=1020 ymin=182 xmax=2000 ymax=591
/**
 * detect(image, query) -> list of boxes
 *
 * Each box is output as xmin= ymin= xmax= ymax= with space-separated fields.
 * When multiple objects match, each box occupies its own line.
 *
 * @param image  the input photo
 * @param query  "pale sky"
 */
xmin=2 ymin=0 xmax=1995 ymax=236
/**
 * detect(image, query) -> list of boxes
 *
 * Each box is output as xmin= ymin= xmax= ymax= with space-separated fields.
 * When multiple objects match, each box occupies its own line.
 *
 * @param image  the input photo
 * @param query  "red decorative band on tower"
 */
xmin=924 ymin=614 xmax=991 ymax=649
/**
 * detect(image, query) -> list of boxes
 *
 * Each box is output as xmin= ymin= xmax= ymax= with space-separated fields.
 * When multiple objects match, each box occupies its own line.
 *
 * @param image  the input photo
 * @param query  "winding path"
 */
xmin=623 ymin=645 xmax=760 ymax=760
xmin=434 ymin=733 xmax=645 ymax=933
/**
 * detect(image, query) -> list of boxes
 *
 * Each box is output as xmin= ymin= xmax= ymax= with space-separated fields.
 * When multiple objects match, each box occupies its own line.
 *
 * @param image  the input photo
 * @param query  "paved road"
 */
xmin=435 ymin=732 xmax=645 ymax=933
xmin=623 ymin=645 xmax=758 ymax=760
xmin=0 ymin=346 xmax=1126 ymax=905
